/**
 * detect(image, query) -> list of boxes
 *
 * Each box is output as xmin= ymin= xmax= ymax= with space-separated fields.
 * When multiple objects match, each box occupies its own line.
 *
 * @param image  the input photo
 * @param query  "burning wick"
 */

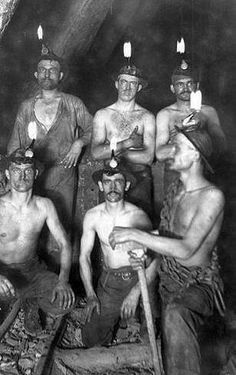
xmin=176 ymin=37 xmax=185 ymax=54
xmin=27 ymin=121 xmax=37 ymax=149
xmin=123 ymin=41 xmax=132 ymax=67
xmin=37 ymin=25 xmax=43 ymax=41
xmin=109 ymin=137 xmax=118 ymax=168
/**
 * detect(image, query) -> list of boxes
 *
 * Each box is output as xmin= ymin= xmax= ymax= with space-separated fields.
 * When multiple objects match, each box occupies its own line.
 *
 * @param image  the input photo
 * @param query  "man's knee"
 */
xmin=162 ymin=303 xmax=192 ymax=340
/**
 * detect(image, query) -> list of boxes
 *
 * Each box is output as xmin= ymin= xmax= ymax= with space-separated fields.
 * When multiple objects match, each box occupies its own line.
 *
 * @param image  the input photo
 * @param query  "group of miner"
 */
xmin=0 ymin=43 xmax=229 ymax=375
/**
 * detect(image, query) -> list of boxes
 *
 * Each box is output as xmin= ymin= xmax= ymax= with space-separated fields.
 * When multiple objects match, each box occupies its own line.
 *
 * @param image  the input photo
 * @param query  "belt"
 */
xmin=103 ymin=267 xmax=136 ymax=281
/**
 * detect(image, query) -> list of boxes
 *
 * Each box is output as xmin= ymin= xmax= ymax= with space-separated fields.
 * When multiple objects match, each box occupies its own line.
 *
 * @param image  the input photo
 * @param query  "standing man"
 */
xmin=7 ymin=46 xmax=92 ymax=258
xmin=110 ymin=128 xmax=225 ymax=375
xmin=155 ymin=61 xmax=227 ymax=191
xmin=0 ymin=148 xmax=75 ymax=335
xmin=78 ymin=163 xmax=158 ymax=348
xmin=91 ymin=64 xmax=156 ymax=219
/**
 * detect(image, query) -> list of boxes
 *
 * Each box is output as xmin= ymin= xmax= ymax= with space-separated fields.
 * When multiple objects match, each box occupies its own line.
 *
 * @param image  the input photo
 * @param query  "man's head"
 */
xmin=6 ymin=149 xmax=38 ymax=192
xmin=169 ymin=128 xmax=213 ymax=174
xmin=114 ymin=65 xmax=147 ymax=102
xmin=35 ymin=46 xmax=64 ymax=90
xmin=171 ymin=61 xmax=199 ymax=102
xmin=92 ymin=164 xmax=136 ymax=203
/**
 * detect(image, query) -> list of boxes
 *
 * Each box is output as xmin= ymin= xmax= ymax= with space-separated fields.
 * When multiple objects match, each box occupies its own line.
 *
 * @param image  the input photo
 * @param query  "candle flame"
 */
xmin=190 ymin=90 xmax=202 ymax=111
xmin=28 ymin=121 xmax=37 ymax=140
xmin=37 ymin=25 xmax=43 ymax=40
xmin=110 ymin=137 xmax=117 ymax=152
xmin=123 ymin=42 xmax=132 ymax=58
xmin=176 ymin=37 xmax=185 ymax=53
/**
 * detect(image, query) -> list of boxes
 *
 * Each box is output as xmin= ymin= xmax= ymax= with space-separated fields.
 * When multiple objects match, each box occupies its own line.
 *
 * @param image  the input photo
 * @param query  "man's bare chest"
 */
xmin=107 ymin=110 xmax=145 ymax=139
xmin=34 ymin=98 xmax=61 ymax=130
xmin=170 ymin=193 xmax=198 ymax=234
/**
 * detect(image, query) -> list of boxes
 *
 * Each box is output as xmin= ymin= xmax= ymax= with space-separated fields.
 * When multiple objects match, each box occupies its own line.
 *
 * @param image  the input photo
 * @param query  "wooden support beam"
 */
xmin=50 ymin=0 xmax=113 ymax=58
xmin=0 ymin=0 xmax=20 ymax=39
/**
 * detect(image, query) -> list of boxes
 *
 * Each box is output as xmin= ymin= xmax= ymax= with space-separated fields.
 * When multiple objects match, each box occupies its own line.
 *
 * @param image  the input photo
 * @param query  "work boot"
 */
xmin=23 ymin=299 xmax=43 ymax=336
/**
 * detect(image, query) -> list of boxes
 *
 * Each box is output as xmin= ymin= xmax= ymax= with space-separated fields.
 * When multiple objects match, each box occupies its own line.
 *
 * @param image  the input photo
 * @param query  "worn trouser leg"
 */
xmin=82 ymin=269 xmax=138 ymax=348
xmin=161 ymin=284 xmax=214 ymax=375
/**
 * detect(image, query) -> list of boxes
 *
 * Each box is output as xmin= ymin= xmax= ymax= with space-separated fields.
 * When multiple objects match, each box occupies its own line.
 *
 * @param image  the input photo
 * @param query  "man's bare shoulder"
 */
xmin=198 ymin=185 xmax=225 ymax=208
xmin=156 ymin=104 xmax=177 ymax=117
xmin=84 ymin=203 xmax=106 ymax=222
xmin=201 ymin=104 xmax=218 ymax=116
xmin=94 ymin=107 xmax=113 ymax=120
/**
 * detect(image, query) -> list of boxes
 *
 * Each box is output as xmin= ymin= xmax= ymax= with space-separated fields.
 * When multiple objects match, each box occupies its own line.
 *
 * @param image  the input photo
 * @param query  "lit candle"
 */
xmin=110 ymin=137 xmax=117 ymax=152
xmin=27 ymin=121 xmax=37 ymax=149
xmin=190 ymin=89 xmax=202 ymax=112
xmin=176 ymin=37 xmax=185 ymax=54
xmin=123 ymin=42 xmax=132 ymax=58
xmin=37 ymin=25 xmax=43 ymax=41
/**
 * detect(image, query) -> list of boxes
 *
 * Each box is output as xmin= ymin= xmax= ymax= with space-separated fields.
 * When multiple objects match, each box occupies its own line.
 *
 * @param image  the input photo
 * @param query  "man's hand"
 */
xmin=84 ymin=295 xmax=100 ymax=323
xmin=109 ymin=227 xmax=136 ymax=249
xmin=127 ymin=126 xmax=143 ymax=149
xmin=128 ymin=250 xmax=146 ymax=271
xmin=51 ymin=281 xmax=75 ymax=310
xmin=120 ymin=287 xmax=140 ymax=319
xmin=0 ymin=275 xmax=15 ymax=298
xmin=60 ymin=140 xmax=83 ymax=168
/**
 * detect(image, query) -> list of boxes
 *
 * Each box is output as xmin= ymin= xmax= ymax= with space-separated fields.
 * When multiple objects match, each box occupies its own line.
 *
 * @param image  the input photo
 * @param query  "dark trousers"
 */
xmin=161 ymin=283 xmax=214 ymax=375
xmin=81 ymin=267 xmax=138 ymax=348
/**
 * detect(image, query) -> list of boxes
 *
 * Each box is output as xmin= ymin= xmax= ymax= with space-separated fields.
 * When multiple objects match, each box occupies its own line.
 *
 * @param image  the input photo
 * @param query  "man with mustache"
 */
xmin=76 ymin=163 xmax=158 ymax=348
xmin=91 ymin=65 xmax=156 ymax=220
xmin=155 ymin=61 xmax=226 ymax=192
xmin=7 ymin=46 xmax=92 ymax=259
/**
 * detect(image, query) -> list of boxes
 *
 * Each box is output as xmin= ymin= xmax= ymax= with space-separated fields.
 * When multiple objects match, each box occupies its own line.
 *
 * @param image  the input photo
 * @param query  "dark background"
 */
xmin=0 ymin=0 xmax=235 ymax=309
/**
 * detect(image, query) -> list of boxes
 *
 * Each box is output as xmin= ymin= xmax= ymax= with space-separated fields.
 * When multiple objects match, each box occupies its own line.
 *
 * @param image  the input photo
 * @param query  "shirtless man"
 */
xmin=79 ymin=163 xmax=158 ymax=348
xmin=7 ymin=46 xmax=92 ymax=257
xmin=0 ymin=148 xmax=75 ymax=334
xmin=155 ymin=61 xmax=227 ymax=192
xmin=91 ymin=64 xmax=156 ymax=218
xmin=110 ymin=128 xmax=225 ymax=375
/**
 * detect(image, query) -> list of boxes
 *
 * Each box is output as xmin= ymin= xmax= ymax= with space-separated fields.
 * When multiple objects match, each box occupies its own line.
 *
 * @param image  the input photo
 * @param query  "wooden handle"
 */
xmin=138 ymin=268 xmax=162 ymax=375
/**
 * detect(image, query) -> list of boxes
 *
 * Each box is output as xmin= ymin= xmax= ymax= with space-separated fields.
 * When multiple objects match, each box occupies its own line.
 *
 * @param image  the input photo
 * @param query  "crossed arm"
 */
xmin=91 ymin=109 xmax=156 ymax=166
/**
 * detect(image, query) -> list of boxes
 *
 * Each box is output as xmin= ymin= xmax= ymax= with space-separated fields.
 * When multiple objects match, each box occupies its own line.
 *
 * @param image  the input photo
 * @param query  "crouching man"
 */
xmin=109 ymin=127 xmax=225 ymax=375
xmin=0 ymin=148 xmax=75 ymax=335
xmin=78 ymin=163 xmax=158 ymax=348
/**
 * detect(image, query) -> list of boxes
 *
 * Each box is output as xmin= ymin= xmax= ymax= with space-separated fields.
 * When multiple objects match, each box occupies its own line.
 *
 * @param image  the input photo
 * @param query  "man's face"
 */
xmin=171 ymin=77 xmax=197 ymax=102
xmin=168 ymin=133 xmax=197 ymax=172
xmin=6 ymin=162 xmax=37 ymax=192
xmin=116 ymin=74 xmax=141 ymax=102
xmin=35 ymin=60 xmax=62 ymax=90
xmin=99 ymin=173 xmax=130 ymax=202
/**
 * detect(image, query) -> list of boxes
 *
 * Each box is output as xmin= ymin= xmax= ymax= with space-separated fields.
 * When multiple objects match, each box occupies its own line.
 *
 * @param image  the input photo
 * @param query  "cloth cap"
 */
xmin=7 ymin=148 xmax=44 ymax=175
xmin=92 ymin=162 xmax=137 ymax=188
xmin=172 ymin=60 xmax=199 ymax=84
xmin=37 ymin=44 xmax=64 ymax=72
xmin=114 ymin=64 xmax=148 ymax=89
xmin=175 ymin=126 xmax=214 ymax=174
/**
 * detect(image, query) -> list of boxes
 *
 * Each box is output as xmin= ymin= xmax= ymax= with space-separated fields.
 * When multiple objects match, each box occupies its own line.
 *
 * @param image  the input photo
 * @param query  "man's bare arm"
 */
xmin=155 ymin=109 xmax=175 ymax=161
xmin=44 ymin=198 xmax=72 ymax=282
xmin=203 ymin=106 xmax=227 ymax=154
xmin=110 ymin=189 xmax=225 ymax=260
xmin=79 ymin=211 xmax=97 ymax=298
xmin=122 ymin=112 xmax=156 ymax=166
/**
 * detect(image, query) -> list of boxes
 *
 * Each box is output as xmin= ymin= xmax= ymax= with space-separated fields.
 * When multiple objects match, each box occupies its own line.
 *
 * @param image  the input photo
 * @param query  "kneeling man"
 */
xmin=79 ymin=163 xmax=158 ymax=348
xmin=0 ymin=148 xmax=75 ymax=334
xmin=110 ymin=128 xmax=225 ymax=375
